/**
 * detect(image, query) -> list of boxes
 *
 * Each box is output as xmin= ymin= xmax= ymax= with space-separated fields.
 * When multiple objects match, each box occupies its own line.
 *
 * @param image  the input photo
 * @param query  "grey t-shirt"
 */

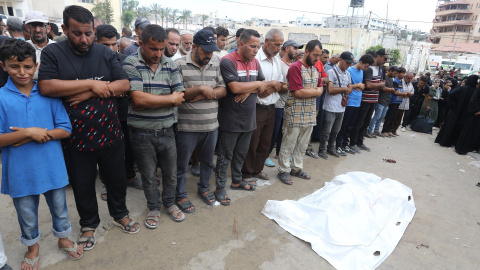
xmin=378 ymin=76 xmax=393 ymax=106
xmin=325 ymin=65 xmax=351 ymax=113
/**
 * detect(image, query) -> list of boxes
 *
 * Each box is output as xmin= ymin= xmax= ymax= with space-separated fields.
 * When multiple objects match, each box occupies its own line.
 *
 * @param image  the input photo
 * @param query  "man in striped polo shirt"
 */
xmin=215 ymin=29 xmax=266 ymax=206
xmin=174 ymin=29 xmax=227 ymax=212
xmin=349 ymin=49 xmax=389 ymax=152
xmin=123 ymin=25 xmax=186 ymax=227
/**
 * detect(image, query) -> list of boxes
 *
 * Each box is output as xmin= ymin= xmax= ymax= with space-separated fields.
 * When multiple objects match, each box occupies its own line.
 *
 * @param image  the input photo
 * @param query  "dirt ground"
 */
xmin=1 ymin=128 xmax=479 ymax=270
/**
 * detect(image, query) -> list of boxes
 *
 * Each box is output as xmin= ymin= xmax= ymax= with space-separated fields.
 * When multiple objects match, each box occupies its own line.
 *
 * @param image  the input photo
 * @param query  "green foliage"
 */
xmin=201 ymin=14 xmax=209 ymax=27
xmin=136 ymin=6 xmax=151 ymax=19
xmin=122 ymin=11 xmax=134 ymax=27
xmin=179 ymin=9 xmax=192 ymax=29
xmin=92 ymin=0 xmax=114 ymax=24
xmin=122 ymin=0 xmax=139 ymax=12
xmin=150 ymin=3 xmax=161 ymax=24
xmin=364 ymin=45 xmax=401 ymax=66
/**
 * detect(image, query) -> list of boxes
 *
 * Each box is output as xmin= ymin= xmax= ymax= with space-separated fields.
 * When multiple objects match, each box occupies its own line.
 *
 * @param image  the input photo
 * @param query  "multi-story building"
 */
xmin=430 ymin=0 xmax=480 ymax=48
xmin=322 ymin=15 xmax=400 ymax=32
xmin=0 ymin=0 xmax=29 ymax=18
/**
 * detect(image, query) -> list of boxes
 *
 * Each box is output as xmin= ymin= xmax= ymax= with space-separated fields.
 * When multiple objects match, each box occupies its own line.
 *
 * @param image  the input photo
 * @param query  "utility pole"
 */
xmin=365 ymin=11 xmax=372 ymax=30
xmin=448 ymin=37 xmax=458 ymax=70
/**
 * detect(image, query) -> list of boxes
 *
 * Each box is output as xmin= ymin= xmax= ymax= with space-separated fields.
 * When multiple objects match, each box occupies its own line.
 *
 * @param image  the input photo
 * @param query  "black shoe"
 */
xmin=327 ymin=149 xmax=339 ymax=158
xmin=318 ymin=151 xmax=328 ymax=160
xmin=358 ymin=144 xmax=371 ymax=152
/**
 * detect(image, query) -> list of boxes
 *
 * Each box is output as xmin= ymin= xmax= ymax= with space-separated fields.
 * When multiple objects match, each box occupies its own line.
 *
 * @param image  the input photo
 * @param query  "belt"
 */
xmin=129 ymin=126 xmax=172 ymax=137
xmin=256 ymin=103 xmax=275 ymax=109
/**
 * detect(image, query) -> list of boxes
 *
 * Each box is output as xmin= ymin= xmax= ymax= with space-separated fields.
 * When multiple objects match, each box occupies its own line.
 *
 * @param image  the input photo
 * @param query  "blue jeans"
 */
xmin=12 ymin=187 xmax=72 ymax=246
xmin=368 ymin=103 xmax=389 ymax=134
xmin=129 ymin=126 xmax=177 ymax=209
xmin=176 ymin=129 xmax=218 ymax=200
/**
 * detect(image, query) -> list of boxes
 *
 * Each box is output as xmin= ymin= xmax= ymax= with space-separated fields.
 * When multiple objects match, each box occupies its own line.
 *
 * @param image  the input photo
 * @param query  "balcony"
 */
xmin=435 ymin=9 xmax=473 ymax=16
xmin=433 ymin=20 xmax=473 ymax=27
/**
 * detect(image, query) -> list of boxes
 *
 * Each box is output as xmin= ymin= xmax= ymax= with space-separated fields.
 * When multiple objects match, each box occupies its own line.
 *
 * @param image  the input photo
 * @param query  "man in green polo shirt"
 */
xmin=123 ymin=25 xmax=185 ymax=228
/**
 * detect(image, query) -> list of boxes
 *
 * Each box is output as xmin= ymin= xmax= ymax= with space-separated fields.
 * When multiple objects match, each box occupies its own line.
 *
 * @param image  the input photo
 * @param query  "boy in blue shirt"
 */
xmin=0 ymin=39 xmax=83 ymax=270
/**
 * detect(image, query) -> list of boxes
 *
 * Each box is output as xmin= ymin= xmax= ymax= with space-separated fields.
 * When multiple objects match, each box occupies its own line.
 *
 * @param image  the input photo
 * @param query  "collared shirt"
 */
xmin=212 ymin=50 xmax=228 ymax=63
xmin=400 ymin=79 xmax=414 ymax=110
xmin=324 ymin=60 xmax=335 ymax=72
xmin=284 ymin=60 xmax=322 ymax=127
xmin=175 ymin=54 xmax=225 ymax=132
xmin=123 ymin=47 xmax=185 ymax=130
xmin=27 ymin=39 xmax=55 ymax=80
xmin=219 ymin=50 xmax=265 ymax=132
xmin=255 ymin=47 xmax=283 ymax=105
xmin=123 ymin=42 xmax=139 ymax=56
xmin=0 ymin=79 xmax=71 ymax=198
xmin=325 ymin=65 xmax=351 ymax=113
xmin=171 ymin=50 xmax=186 ymax=61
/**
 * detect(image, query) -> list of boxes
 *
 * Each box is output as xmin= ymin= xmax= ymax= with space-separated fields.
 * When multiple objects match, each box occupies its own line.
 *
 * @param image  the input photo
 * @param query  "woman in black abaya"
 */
xmin=435 ymin=75 xmax=479 ymax=148
xmin=455 ymin=86 xmax=480 ymax=154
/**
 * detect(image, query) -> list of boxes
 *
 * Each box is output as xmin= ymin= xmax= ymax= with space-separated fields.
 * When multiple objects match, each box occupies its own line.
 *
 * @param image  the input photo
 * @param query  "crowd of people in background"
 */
xmin=0 ymin=5 xmax=479 ymax=270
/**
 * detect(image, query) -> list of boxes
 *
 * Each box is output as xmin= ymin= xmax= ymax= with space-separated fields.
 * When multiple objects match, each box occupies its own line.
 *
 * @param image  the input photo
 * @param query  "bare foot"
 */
xmin=58 ymin=238 xmax=83 ymax=259
xmin=176 ymin=198 xmax=194 ymax=212
xmin=22 ymin=243 xmax=39 ymax=270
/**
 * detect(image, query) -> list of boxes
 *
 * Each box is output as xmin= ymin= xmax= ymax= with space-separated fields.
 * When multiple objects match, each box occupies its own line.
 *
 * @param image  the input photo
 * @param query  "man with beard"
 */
xmin=25 ymin=11 xmax=56 ymax=80
xmin=164 ymin=28 xmax=181 ymax=59
xmin=38 ymin=5 xmax=140 ymax=250
xmin=123 ymin=24 xmax=186 ymax=226
xmin=174 ymin=29 xmax=226 ymax=212
xmin=215 ymin=29 xmax=266 ymax=205
xmin=241 ymin=28 xmax=284 ymax=182
xmin=172 ymin=31 xmax=193 ymax=60
xmin=277 ymin=40 xmax=324 ymax=185
xmin=265 ymin=39 xmax=302 ymax=167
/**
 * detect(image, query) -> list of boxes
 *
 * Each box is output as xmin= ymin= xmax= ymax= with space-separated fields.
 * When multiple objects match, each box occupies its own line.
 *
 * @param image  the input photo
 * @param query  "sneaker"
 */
xmin=318 ymin=151 xmax=328 ymax=160
xmin=349 ymin=145 xmax=361 ymax=153
xmin=264 ymin=158 xmax=275 ymax=167
xmin=344 ymin=145 xmax=356 ymax=154
xmin=358 ymin=144 xmax=371 ymax=152
xmin=327 ymin=149 xmax=340 ymax=158
xmin=191 ymin=164 xmax=200 ymax=176
xmin=401 ymin=127 xmax=406 ymax=132
xmin=336 ymin=147 xmax=347 ymax=156
xmin=306 ymin=148 xmax=319 ymax=159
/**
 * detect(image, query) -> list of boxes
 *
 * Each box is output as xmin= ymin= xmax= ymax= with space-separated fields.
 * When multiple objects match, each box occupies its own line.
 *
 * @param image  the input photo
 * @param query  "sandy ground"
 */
xmin=1 ymin=128 xmax=479 ymax=270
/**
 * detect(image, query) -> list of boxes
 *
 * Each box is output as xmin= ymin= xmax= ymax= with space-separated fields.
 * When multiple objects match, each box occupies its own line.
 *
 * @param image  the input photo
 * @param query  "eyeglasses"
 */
xmin=28 ymin=22 xmax=48 ymax=29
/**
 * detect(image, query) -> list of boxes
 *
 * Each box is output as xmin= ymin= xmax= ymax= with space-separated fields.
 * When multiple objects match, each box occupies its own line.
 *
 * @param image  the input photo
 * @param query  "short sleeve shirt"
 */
xmin=275 ymin=59 xmax=290 ymax=109
xmin=39 ymin=41 xmax=127 ymax=151
xmin=378 ymin=76 xmax=393 ymax=106
xmin=123 ymin=48 xmax=185 ymax=130
xmin=175 ymin=54 xmax=225 ymax=132
xmin=219 ymin=51 xmax=265 ymax=132
xmin=347 ymin=66 xmax=363 ymax=107
xmin=284 ymin=60 xmax=322 ymax=127
xmin=325 ymin=65 xmax=351 ymax=113
xmin=362 ymin=65 xmax=384 ymax=103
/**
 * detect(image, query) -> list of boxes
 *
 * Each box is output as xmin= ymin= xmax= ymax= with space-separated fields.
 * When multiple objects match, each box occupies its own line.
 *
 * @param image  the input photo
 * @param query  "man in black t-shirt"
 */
xmin=38 ymin=5 xmax=139 ymax=251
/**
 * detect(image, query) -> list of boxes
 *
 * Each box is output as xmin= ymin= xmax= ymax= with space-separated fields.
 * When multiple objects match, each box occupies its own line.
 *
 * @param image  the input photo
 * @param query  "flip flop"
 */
xmin=253 ymin=172 xmax=270 ymax=180
xmin=22 ymin=253 xmax=39 ymax=270
xmin=230 ymin=181 xmax=256 ymax=191
xmin=59 ymin=242 xmax=83 ymax=261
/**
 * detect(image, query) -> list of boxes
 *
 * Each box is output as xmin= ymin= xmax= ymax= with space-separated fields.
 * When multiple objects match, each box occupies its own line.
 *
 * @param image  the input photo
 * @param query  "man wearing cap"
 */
xmin=215 ymin=29 xmax=266 ymax=205
xmin=164 ymin=28 xmax=181 ymax=59
xmin=172 ymin=31 xmax=193 ymax=61
xmin=123 ymin=24 xmax=186 ymax=226
xmin=265 ymin=39 xmax=302 ymax=167
xmin=317 ymin=51 xmax=353 ymax=159
xmin=277 ymin=40 xmax=324 ymax=184
xmin=25 ymin=11 xmax=56 ymax=80
xmin=123 ymin=17 xmax=150 ymax=56
xmin=241 ymin=28 xmax=284 ymax=182
xmin=349 ymin=48 xmax=389 ymax=152
xmin=173 ymin=29 xmax=227 ymax=212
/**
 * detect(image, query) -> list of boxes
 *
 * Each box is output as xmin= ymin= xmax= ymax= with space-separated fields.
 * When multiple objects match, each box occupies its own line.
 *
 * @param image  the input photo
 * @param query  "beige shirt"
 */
xmin=27 ymin=39 xmax=56 ymax=80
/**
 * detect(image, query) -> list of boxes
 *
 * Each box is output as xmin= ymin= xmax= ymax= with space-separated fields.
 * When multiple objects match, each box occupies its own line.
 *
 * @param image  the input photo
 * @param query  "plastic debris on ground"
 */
xmin=459 ymin=169 xmax=466 ymax=173
xmin=262 ymin=171 xmax=416 ymax=270
xmin=469 ymin=161 xmax=480 ymax=169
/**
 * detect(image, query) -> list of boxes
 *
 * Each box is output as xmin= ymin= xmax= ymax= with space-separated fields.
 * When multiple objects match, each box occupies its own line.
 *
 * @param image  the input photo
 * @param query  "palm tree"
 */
xmin=201 ymin=14 xmax=209 ymax=27
xmin=160 ymin=7 xmax=167 ymax=27
xmin=163 ymin=7 xmax=171 ymax=27
xmin=136 ymin=6 xmax=150 ymax=19
xmin=150 ymin=3 xmax=161 ymax=25
xmin=171 ymin=9 xmax=179 ymax=29
xmin=179 ymin=9 xmax=192 ymax=30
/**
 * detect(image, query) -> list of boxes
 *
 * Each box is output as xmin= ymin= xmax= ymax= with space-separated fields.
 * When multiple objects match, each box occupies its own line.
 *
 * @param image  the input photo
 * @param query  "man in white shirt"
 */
xmin=25 ymin=11 xmax=56 ymax=80
xmin=172 ymin=31 xmax=193 ymax=60
xmin=241 ymin=28 xmax=284 ymax=182
xmin=213 ymin=26 xmax=229 ymax=62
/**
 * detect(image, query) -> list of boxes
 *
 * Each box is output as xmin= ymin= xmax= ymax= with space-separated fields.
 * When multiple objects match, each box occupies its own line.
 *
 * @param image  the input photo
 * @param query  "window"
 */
xmin=475 ymin=40 xmax=479 ymax=43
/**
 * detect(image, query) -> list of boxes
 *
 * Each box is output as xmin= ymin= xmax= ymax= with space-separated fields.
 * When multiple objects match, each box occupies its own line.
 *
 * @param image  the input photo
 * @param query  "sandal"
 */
xmin=59 ymin=242 xmax=83 ymax=261
xmin=77 ymin=227 xmax=96 ymax=251
xmin=214 ymin=189 xmax=231 ymax=206
xmin=176 ymin=199 xmax=195 ymax=213
xmin=127 ymin=177 xmax=143 ymax=190
xmin=100 ymin=185 xmax=107 ymax=201
xmin=290 ymin=169 xmax=311 ymax=180
xmin=230 ymin=181 xmax=256 ymax=191
xmin=277 ymin=172 xmax=293 ymax=185
xmin=253 ymin=172 xmax=270 ymax=180
xmin=22 ymin=253 xmax=39 ymax=270
xmin=164 ymin=205 xmax=185 ymax=222
xmin=197 ymin=191 xmax=215 ymax=205
xmin=145 ymin=210 xmax=161 ymax=229
xmin=113 ymin=215 xmax=140 ymax=234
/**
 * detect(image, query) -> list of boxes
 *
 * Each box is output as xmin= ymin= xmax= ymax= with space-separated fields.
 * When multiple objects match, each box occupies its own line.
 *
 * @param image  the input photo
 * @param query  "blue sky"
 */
xmin=138 ymin=0 xmax=438 ymax=32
